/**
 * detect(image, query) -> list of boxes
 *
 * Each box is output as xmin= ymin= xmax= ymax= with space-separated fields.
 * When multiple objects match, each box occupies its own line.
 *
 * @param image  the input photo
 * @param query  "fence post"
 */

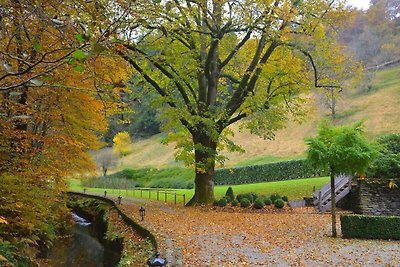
xmin=174 ymin=193 xmax=177 ymax=205
xmin=141 ymin=190 xmax=143 ymax=198
xmin=183 ymin=194 xmax=186 ymax=206
xmin=157 ymin=191 xmax=159 ymax=201
xmin=165 ymin=192 xmax=167 ymax=202
xmin=149 ymin=190 xmax=151 ymax=199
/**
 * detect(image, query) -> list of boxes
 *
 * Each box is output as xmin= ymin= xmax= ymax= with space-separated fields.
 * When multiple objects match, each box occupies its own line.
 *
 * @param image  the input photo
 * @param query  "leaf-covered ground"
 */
xmin=115 ymin=197 xmax=400 ymax=266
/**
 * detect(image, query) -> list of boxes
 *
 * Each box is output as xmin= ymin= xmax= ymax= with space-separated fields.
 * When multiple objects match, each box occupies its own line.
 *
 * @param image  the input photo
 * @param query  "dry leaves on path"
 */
xmin=119 ymin=198 xmax=400 ymax=267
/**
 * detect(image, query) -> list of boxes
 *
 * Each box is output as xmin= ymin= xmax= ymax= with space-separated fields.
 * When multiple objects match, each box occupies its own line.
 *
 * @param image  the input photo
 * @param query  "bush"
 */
xmin=225 ymin=187 xmax=235 ymax=202
xmin=231 ymin=199 xmax=239 ymax=206
xmin=366 ymin=134 xmax=400 ymax=178
xmin=270 ymin=193 xmax=281 ymax=203
xmin=217 ymin=198 xmax=228 ymax=207
xmin=185 ymin=181 xmax=194 ymax=189
xmin=253 ymin=198 xmax=265 ymax=209
xmin=213 ymin=200 xmax=219 ymax=206
xmin=214 ymin=159 xmax=325 ymax=185
xmin=237 ymin=193 xmax=258 ymax=203
xmin=340 ymin=214 xmax=400 ymax=240
xmin=274 ymin=199 xmax=285 ymax=208
xmin=282 ymin=196 xmax=288 ymax=202
xmin=264 ymin=198 xmax=272 ymax=205
xmin=240 ymin=198 xmax=251 ymax=208
xmin=171 ymin=180 xmax=187 ymax=189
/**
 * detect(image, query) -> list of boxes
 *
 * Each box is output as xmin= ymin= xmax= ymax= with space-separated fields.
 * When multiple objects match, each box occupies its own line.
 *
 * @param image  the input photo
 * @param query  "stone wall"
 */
xmin=357 ymin=179 xmax=400 ymax=216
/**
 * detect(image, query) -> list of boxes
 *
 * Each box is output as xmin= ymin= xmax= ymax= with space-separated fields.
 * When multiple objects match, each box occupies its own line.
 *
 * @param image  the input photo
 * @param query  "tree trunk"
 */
xmin=187 ymin=132 xmax=216 ymax=205
xmin=330 ymin=172 xmax=337 ymax=237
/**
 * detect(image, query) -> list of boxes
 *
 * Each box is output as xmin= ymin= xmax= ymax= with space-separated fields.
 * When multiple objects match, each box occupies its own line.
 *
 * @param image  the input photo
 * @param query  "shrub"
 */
xmin=225 ymin=187 xmax=235 ymax=202
xmin=213 ymin=200 xmax=219 ymax=206
xmin=237 ymin=193 xmax=257 ymax=203
xmin=214 ymin=159 xmax=325 ymax=185
xmin=231 ymin=199 xmax=239 ymax=206
xmin=217 ymin=198 xmax=228 ymax=207
xmin=253 ymin=198 xmax=265 ymax=209
xmin=274 ymin=199 xmax=285 ymax=208
xmin=282 ymin=196 xmax=288 ymax=202
xmin=366 ymin=133 xmax=400 ymax=178
xmin=185 ymin=181 xmax=194 ymax=189
xmin=240 ymin=198 xmax=251 ymax=208
xmin=171 ymin=180 xmax=187 ymax=189
xmin=270 ymin=193 xmax=281 ymax=203
xmin=264 ymin=198 xmax=272 ymax=205
xmin=340 ymin=214 xmax=400 ymax=240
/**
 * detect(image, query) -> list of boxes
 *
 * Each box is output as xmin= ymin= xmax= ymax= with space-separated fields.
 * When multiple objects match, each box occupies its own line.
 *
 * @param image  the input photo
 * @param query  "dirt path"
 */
xmin=103 ymin=194 xmax=400 ymax=266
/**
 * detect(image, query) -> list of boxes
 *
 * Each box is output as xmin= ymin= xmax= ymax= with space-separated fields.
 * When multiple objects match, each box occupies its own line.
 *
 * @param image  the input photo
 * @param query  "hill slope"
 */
xmin=118 ymin=66 xmax=400 ymax=169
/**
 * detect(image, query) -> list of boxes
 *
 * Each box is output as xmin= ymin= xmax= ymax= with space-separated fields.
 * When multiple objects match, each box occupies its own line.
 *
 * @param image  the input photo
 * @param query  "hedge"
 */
xmin=214 ymin=159 xmax=326 ymax=185
xmin=340 ymin=214 xmax=400 ymax=240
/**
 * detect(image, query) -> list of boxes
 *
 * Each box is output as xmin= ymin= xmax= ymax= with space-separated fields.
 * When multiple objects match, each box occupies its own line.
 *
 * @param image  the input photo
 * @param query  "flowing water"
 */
xmin=46 ymin=213 xmax=114 ymax=267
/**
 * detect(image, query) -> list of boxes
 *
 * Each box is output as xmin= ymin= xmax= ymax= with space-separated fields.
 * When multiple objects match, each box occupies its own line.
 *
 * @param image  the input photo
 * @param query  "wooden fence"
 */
xmin=82 ymin=187 xmax=187 ymax=206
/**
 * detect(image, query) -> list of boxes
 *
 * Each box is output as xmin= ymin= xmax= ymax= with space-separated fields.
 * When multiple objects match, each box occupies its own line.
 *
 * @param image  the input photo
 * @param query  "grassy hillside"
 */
xmin=108 ymin=66 xmax=400 ymax=170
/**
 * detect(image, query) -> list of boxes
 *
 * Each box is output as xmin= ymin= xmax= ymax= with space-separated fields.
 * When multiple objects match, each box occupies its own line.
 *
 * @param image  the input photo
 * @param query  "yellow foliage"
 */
xmin=113 ymin=132 xmax=132 ymax=157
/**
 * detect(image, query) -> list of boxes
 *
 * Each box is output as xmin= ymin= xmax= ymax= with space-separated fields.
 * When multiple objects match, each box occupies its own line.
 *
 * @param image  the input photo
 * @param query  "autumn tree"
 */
xmin=99 ymin=0 xmax=355 ymax=204
xmin=0 ymin=1 xmax=130 ymax=263
xmin=113 ymin=131 xmax=132 ymax=158
xmin=305 ymin=121 xmax=378 ymax=237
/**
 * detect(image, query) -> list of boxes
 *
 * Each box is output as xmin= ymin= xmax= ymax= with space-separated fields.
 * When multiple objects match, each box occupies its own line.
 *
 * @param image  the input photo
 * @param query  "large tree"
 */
xmin=305 ymin=121 xmax=378 ymax=237
xmin=100 ymin=0 xmax=354 ymax=204
xmin=0 ymin=1 xmax=130 ymax=262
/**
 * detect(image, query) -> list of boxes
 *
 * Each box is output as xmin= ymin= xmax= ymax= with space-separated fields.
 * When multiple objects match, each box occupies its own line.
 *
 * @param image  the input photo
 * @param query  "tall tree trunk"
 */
xmin=330 ymin=171 xmax=337 ymax=237
xmin=187 ymin=132 xmax=216 ymax=205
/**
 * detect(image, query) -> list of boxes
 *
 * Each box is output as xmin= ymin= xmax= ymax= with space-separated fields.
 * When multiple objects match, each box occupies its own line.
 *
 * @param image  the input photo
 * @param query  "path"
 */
xmin=87 ymin=193 xmax=400 ymax=266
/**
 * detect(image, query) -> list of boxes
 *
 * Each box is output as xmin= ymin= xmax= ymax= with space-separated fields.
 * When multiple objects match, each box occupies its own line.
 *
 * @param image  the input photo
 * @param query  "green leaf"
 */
xmin=75 ymin=34 xmax=85 ymax=42
xmin=33 ymin=43 xmax=42 ymax=51
xmin=72 ymin=49 xmax=86 ymax=60
xmin=74 ymin=65 xmax=84 ymax=73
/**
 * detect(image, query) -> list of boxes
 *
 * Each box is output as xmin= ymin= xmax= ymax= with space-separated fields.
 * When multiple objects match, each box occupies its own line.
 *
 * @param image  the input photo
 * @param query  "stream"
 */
xmin=46 ymin=212 xmax=119 ymax=267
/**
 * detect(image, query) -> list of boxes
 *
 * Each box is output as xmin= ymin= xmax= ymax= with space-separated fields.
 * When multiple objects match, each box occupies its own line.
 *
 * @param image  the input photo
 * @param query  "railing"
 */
xmin=313 ymin=175 xmax=352 ymax=212
xmin=81 ymin=187 xmax=187 ymax=206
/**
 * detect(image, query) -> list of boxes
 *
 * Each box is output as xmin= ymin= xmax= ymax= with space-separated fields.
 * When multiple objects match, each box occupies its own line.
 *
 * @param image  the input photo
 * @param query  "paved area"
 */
xmin=92 ymin=193 xmax=400 ymax=266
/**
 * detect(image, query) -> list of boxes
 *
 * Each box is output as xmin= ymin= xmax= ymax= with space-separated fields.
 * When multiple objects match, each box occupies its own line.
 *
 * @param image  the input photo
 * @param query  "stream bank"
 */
xmin=41 ymin=193 xmax=156 ymax=266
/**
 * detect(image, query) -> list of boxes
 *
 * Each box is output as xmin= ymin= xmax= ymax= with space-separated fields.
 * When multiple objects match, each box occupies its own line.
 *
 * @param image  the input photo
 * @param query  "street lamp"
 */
xmin=147 ymin=251 xmax=167 ymax=266
xmin=139 ymin=206 xmax=145 ymax=221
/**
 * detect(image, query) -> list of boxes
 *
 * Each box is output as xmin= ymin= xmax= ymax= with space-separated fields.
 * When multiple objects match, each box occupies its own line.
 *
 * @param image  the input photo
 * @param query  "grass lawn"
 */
xmin=69 ymin=176 xmax=329 ymax=204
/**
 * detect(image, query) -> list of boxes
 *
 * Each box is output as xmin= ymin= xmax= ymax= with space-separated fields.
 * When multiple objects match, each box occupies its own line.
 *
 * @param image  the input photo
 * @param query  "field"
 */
xmin=101 ymin=66 xmax=400 ymax=172
xmin=70 ymin=176 xmax=330 ymax=203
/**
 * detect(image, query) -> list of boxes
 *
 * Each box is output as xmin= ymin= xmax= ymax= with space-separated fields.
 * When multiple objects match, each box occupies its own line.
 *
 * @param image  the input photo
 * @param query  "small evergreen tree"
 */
xmin=225 ymin=187 xmax=235 ymax=203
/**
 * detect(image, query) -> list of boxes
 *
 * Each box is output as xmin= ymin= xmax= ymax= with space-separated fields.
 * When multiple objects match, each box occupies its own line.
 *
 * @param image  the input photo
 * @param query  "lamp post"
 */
xmin=117 ymin=196 xmax=122 ymax=205
xmin=147 ymin=251 xmax=167 ymax=266
xmin=139 ymin=206 xmax=145 ymax=221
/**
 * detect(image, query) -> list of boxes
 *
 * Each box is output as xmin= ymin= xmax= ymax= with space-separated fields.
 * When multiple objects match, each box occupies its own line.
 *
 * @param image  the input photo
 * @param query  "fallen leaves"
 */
xmin=118 ymin=199 xmax=400 ymax=266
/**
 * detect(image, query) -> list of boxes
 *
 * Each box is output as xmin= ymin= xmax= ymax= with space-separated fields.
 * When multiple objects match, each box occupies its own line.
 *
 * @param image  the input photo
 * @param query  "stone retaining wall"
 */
xmin=357 ymin=179 xmax=400 ymax=216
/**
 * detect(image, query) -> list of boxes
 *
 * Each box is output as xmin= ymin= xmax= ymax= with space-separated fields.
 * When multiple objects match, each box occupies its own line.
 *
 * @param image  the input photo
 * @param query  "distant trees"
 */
xmin=306 ymin=121 xmax=378 ymax=237
xmin=95 ymin=147 xmax=118 ymax=176
xmin=341 ymin=0 xmax=400 ymax=68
